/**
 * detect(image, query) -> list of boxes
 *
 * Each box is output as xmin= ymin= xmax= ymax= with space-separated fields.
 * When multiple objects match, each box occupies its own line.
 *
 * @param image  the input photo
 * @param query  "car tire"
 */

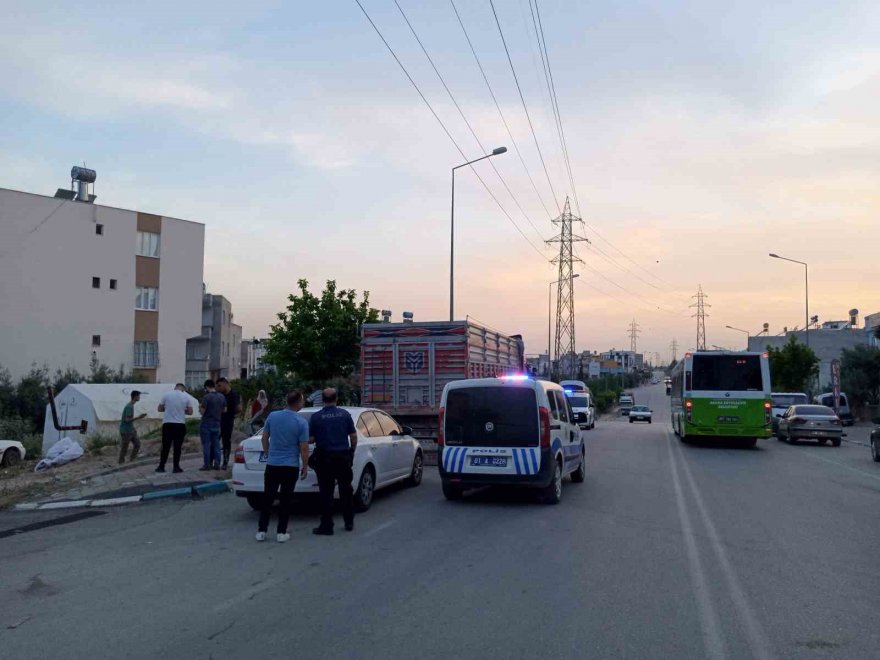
xmin=353 ymin=465 xmax=375 ymax=512
xmin=744 ymin=437 xmax=757 ymax=448
xmin=571 ymin=448 xmax=586 ymax=483
xmin=1 ymin=448 xmax=21 ymax=467
xmin=245 ymin=493 xmax=263 ymax=511
xmin=831 ymin=438 xmax=842 ymax=448
xmin=442 ymin=481 xmax=463 ymax=501
xmin=629 ymin=418 xmax=633 ymax=424
xmin=406 ymin=451 xmax=423 ymax=487
xmin=817 ymin=438 xmax=828 ymax=445
xmin=788 ymin=435 xmax=797 ymax=445
xmin=871 ymin=438 xmax=880 ymax=462
xmin=648 ymin=419 xmax=652 ymax=424
xmin=539 ymin=459 xmax=563 ymax=505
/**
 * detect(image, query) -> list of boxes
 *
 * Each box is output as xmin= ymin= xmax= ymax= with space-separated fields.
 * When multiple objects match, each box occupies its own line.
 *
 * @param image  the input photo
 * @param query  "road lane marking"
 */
xmin=364 ymin=520 xmax=396 ymax=537
xmin=797 ymin=450 xmax=880 ymax=484
xmin=212 ymin=578 xmax=279 ymax=613
xmin=666 ymin=435 xmax=727 ymax=660
xmin=673 ymin=436 xmax=775 ymax=660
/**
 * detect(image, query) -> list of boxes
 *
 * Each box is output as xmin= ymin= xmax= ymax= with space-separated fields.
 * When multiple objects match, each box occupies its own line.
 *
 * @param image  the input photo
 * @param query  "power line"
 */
xmin=353 ymin=0 xmax=549 ymax=261
xmin=489 ymin=0 xmax=561 ymax=214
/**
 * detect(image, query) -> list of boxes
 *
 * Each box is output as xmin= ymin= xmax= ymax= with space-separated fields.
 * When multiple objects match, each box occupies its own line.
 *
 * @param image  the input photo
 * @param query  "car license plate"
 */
xmin=470 ymin=456 xmax=507 ymax=467
xmin=717 ymin=416 xmax=740 ymax=423
xmin=258 ymin=452 xmax=267 ymax=462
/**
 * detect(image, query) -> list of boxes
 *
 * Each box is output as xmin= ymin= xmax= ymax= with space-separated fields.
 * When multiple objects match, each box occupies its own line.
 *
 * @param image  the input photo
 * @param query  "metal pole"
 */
xmin=449 ymin=167 xmax=455 ymax=322
xmin=805 ymin=262 xmax=809 ymax=348
xmin=547 ymin=281 xmax=552 ymax=378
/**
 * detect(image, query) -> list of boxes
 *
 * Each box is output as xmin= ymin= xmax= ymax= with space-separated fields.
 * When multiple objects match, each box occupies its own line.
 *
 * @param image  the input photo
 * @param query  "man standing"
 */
xmin=157 ymin=383 xmax=193 ymax=473
xmin=257 ymin=390 xmax=309 ymax=543
xmin=217 ymin=377 xmax=242 ymax=470
xmin=309 ymin=388 xmax=357 ymax=535
xmin=199 ymin=379 xmax=226 ymax=471
xmin=119 ymin=390 xmax=147 ymax=464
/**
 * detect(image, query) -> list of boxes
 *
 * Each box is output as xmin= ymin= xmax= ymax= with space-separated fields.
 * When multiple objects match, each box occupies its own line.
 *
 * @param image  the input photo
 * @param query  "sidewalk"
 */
xmin=843 ymin=422 xmax=873 ymax=447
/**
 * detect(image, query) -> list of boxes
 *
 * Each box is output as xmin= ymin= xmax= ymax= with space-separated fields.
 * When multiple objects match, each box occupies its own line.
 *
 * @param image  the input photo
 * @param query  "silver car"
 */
xmin=776 ymin=405 xmax=844 ymax=446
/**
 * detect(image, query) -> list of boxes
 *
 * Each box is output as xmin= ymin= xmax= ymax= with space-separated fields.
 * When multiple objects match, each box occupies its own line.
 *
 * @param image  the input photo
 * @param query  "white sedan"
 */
xmin=0 ymin=440 xmax=25 ymax=466
xmin=232 ymin=407 xmax=423 ymax=512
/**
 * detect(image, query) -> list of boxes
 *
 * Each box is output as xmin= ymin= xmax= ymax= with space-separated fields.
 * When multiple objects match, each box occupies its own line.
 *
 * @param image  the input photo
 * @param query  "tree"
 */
xmin=840 ymin=345 xmax=880 ymax=407
xmin=767 ymin=336 xmax=819 ymax=392
xmin=265 ymin=279 xmax=379 ymax=385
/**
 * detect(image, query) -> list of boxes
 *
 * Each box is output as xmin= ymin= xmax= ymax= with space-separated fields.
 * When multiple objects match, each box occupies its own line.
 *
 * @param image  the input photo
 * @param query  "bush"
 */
xmin=87 ymin=433 xmax=118 ymax=453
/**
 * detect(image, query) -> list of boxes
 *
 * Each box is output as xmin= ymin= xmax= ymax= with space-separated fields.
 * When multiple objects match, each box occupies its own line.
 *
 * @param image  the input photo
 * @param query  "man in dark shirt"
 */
xmin=309 ymin=388 xmax=358 ymax=535
xmin=217 ymin=377 xmax=242 ymax=470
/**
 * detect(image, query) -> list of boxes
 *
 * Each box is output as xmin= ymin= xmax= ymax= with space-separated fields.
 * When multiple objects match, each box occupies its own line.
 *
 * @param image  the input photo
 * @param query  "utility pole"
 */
xmin=690 ymin=285 xmax=710 ymax=351
xmin=670 ymin=339 xmax=679 ymax=363
xmin=627 ymin=319 xmax=641 ymax=353
xmin=547 ymin=197 xmax=589 ymax=380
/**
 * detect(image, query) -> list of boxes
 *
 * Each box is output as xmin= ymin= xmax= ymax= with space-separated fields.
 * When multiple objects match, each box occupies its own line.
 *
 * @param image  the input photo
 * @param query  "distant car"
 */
xmin=619 ymin=396 xmax=634 ymax=416
xmin=628 ymin=405 xmax=652 ymax=424
xmin=813 ymin=392 xmax=854 ymax=426
xmin=0 ymin=440 xmax=25 ymax=467
xmin=770 ymin=393 xmax=809 ymax=433
xmin=232 ymin=407 xmax=423 ymax=512
xmin=560 ymin=380 xmax=589 ymax=394
xmin=776 ymin=405 xmax=843 ymax=446
xmin=871 ymin=421 xmax=880 ymax=463
xmin=565 ymin=390 xmax=595 ymax=430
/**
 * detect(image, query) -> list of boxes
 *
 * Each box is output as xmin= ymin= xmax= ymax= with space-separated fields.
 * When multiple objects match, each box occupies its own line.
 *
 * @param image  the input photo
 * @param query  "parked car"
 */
xmin=619 ymin=395 xmax=634 ymax=416
xmin=776 ymin=405 xmax=844 ymax=446
xmin=871 ymin=420 xmax=880 ymax=463
xmin=0 ymin=439 xmax=25 ymax=467
xmin=438 ymin=376 xmax=587 ymax=504
xmin=770 ymin=393 xmax=809 ymax=433
xmin=565 ymin=390 xmax=595 ymax=430
xmin=232 ymin=407 xmax=423 ymax=512
xmin=628 ymin=405 xmax=652 ymax=424
xmin=813 ymin=392 xmax=854 ymax=426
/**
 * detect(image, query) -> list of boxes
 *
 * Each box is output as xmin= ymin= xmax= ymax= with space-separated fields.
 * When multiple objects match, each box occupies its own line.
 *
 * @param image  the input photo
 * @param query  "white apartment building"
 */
xmin=0 ymin=180 xmax=204 ymax=383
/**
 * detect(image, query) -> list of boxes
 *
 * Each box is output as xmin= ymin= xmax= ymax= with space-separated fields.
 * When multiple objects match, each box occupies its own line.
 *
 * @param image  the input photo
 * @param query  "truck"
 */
xmin=360 ymin=320 xmax=525 ymax=461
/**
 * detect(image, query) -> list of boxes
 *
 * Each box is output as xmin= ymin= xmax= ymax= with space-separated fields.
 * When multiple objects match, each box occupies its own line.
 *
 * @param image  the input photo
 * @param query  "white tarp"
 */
xmin=35 ymin=436 xmax=84 ymax=472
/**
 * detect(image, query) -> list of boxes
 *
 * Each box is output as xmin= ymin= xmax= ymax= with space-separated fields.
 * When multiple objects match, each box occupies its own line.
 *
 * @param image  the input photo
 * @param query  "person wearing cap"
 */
xmin=119 ymin=390 xmax=147 ymax=464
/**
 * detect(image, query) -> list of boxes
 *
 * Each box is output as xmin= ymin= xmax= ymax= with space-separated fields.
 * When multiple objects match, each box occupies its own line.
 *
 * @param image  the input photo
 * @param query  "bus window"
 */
xmin=692 ymin=354 xmax=763 ymax=391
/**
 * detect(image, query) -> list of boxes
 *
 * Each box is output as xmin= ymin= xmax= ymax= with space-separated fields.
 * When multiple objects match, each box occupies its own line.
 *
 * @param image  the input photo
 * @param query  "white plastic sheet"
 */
xmin=35 ymin=436 xmax=85 ymax=472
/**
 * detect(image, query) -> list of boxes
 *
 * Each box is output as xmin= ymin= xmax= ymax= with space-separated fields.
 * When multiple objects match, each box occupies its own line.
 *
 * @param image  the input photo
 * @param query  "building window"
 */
xmin=95 ymin=224 xmax=104 ymax=235
xmin=92 ymin=277 xmax=100 ymax=289
xmin=110 ymin=279 xmax=117 ymax=290
xmin=92 ymin=335 xmax=101 ymax=347
xmin=135 ymin=286 xmax=159 ymax=310
xmin=134 ymin=341 xmax=159 ymax=367
xmin=136 ymin=231 xmax=161 ymax=258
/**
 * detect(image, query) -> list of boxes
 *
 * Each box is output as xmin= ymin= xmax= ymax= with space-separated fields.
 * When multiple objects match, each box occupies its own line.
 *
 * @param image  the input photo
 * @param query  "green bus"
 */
xmin=670 ymin=351 xmax=772 ymax=446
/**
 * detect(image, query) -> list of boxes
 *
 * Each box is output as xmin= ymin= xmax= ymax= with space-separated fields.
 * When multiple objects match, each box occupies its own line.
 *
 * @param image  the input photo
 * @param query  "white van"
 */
xmin=438 ymin=376 xmax=587 ymax=504
xmin=814 ymin=392 xmax=854 ymax=426
xmin=565 ymin=389 xmax=595 ymax=430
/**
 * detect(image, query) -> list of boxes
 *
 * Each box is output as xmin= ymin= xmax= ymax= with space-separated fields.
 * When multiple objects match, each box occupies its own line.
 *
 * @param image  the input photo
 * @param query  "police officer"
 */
xmin=309 ymin=388 xmax=357 ymax=535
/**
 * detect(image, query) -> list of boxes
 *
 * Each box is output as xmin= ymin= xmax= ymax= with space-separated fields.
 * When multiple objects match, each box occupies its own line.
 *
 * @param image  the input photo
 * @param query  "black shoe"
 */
xmin=312 ymin=527 xmax=334 ymax=536
xmin=199 ymin=465 xmax=211 ymax=471
xmin=344 ymin=521 xmax=354 ymax=532
xmin=221 ymin=463 xmax=228 ymax=470
xmin=173 ymin=467 xmax=184 ymax=474
xmin=155 ymin=466 xmax=166 ymax=473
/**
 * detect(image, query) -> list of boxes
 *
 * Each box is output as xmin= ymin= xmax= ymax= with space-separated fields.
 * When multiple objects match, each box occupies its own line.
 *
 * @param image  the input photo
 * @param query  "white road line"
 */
xmin=666 ymin=435 xmax=727 ymax=660
xmin=364 ymin=520 xmax=396 ymax=538
xmin=798 ymin=450 xmax=880 ymax=483
xmin=674 ymin=438 xmax=775 ymax=660
xmin=212 ymin=578 xmax=279 ymax=613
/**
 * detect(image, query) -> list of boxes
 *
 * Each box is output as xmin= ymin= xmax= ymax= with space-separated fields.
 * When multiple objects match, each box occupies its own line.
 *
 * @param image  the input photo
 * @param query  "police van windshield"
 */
xmin=445 ymin=387 xmax=538 ymax=447
xmin=567 ymin=395 xmax=589 ymax=408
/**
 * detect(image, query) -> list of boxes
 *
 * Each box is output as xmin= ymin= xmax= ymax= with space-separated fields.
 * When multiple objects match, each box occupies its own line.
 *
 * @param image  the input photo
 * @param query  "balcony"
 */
xmin=133 ymin=342 xmax=160 ymax=368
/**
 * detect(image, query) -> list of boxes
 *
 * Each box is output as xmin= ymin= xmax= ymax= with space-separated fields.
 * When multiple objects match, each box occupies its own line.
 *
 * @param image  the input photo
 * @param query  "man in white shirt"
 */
xmin=156 ymin=383 xmax=193 ymax=473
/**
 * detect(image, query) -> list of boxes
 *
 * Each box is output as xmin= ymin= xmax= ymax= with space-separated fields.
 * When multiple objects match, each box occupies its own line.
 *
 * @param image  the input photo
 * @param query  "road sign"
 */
xmin=830 ymin=359 xmax=841 ymax=416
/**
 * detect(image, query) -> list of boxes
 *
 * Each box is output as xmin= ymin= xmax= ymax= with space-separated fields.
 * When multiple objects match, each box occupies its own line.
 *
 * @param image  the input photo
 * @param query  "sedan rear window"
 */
xmin=445 ymin=387 xmax=538 ymax=447
xmin=772 ymin=394 xmax=808 ymax=407
xmin=793 ymin=405 xmax=836 ymax=416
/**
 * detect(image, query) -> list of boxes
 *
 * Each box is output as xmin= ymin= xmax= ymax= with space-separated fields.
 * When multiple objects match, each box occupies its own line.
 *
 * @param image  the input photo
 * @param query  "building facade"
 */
xmin=241 ymin=337 xmax=271 ymax=379
xmin=0 ymin=186 xmax=204 ymax=383
xmin=185 ymin=289 xmax=241 ymax=388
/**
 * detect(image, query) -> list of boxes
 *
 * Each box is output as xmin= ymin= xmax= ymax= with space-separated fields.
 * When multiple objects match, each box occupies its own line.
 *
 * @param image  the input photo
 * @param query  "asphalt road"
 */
xmin=2 ymin=383 xmax=879 ymax=659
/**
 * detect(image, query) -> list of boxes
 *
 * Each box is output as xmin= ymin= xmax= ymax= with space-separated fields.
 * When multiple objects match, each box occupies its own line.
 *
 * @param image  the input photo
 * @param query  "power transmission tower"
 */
xmin=690 ymin=285 xmax=710 ymax=351
xmin=670 ymin=339 xmax=679 ymax=363
xmin=627 ymin=319 xmax=641 ymax=353
xmin=547 ymin=197 xmax=589 ymax=379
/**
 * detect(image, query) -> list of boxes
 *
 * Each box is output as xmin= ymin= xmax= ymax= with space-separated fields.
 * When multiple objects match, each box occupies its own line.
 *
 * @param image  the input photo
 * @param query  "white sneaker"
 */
xmin=276 ymin=533 xmax=291 ymax=543
xmin=255 ymin=532 xmax=266 ymax=542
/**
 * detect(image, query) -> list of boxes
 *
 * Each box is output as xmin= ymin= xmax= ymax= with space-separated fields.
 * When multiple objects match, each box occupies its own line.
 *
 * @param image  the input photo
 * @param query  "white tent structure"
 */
xmin=43 ymin=383 xmax=200 ymax=455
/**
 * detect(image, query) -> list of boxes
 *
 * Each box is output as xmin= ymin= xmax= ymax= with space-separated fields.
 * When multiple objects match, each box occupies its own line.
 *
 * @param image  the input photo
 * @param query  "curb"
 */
xmin=14 ymin=480 xmax=231 ymax=512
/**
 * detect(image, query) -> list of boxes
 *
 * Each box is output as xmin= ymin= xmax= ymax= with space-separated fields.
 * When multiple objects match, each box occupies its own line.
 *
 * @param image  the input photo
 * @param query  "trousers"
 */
xmin=200 ymin=425 xmax=221 ymax=467
xmin=220 ymin=421 xmax=234 ymax=466
xmin=159 ymin=423 xmax=186 ymax=469
xmin=258 ymin=464 xmax=299 ymax=534
xmin=316 ymin=450 xmax=354 ymax=529
xmin=118 ymin=430 xmax=140 ymax=464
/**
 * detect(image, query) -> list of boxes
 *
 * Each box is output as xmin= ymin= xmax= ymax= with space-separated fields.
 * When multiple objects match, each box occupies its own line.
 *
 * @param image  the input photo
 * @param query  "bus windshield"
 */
xmin=691 ymin=354 xmax=763 ymax=391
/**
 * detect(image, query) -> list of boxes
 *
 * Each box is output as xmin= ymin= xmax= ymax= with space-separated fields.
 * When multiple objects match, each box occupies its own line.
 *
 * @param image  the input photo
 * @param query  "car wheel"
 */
xmin=744 ymin=437 xmax=757 ymax=448
xmin=629 ymin=418 xmax=633 ymax=423
xmin=817 ymin=438 xmax=828 ymax=446
xmin=831 ymin=438 xmax=842 ymax=448
xmin=788 ymin=434 xmax=797 ymax=445
xmin=1 ymin=448 xmax=21 ymax=467
xmin=354 ymin=466 xmax=375 ymax=512
xmin=539 ymin=459 xmax=563 ymax=505
xmin=245 ymin=493 xmax=263 ymax=511
xmin=406 ymin=451 xmax=423 ymax=487
xmin=871 ymin=439 xmax=880 ymax=462
xmin=570 ymin=448 xmax=586 ymax=483
xmin=442 ymin=481 xmax=463 ymax=501
xmin=648 ymin=419 xmax=652 ymax=424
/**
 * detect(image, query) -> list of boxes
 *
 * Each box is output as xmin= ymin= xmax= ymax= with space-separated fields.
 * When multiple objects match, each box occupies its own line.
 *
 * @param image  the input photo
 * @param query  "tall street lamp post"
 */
xmin=725 ymin=325 xmax=750 ymax=349
xmin=548 ymin=274 xmax=579 ymax=379
xmin=769 ymin=253 xmax=809 ymax=347
xmin=450 ymin=146 xmax=507 ymax=321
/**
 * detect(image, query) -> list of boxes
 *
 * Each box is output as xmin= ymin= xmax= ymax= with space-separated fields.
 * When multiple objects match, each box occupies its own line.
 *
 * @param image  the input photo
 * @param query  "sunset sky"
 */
xmin=3 ymin=0 xmax=878 ymax=362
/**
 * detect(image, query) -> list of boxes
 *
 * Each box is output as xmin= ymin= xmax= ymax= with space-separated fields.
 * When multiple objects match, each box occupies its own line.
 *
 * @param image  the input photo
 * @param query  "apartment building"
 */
xmin=240 ymin=337 xmax=271 ymax=379
xmin=185 ymin=289 xmax=241 ymax=388
xmin=0 ymin=174 xmax=204 ymax=383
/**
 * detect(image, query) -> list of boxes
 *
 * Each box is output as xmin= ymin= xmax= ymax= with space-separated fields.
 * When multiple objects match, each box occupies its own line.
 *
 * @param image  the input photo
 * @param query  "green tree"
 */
xmin=265 ymin=279 xmax=379 ymax=385
xmin=767 ymin=336 xmax=819 ymax=392
xmin=840 ymin=344 xmax=880 ymax=407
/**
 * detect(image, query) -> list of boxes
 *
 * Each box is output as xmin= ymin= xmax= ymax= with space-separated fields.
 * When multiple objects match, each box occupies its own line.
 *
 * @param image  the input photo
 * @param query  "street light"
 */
xmin=449 ymin=146 xmax=508 ymax=321
xmin=769 ymin=253 xmax=809 ymax=347
xmin=725 ymin=325 xmax=750 ymax=349
xmin=548 ymin=273 xmax=579 ymax=378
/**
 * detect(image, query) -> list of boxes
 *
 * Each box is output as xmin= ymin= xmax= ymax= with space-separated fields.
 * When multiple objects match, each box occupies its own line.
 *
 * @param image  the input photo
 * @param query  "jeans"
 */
xmin=159 ymin=423 xmax=186 ymax=470
xmin=118 ymin=430 xmax=140 ymax=464
xmin=200 ymin=425 xmax=221 ymax=467
xmin=258 ymin=464 xmax=299 ymax=534
xmin=316 ymin=450 xmax=354 ymax=530
xmin=220 ymin=421 xmax=234 ymax=466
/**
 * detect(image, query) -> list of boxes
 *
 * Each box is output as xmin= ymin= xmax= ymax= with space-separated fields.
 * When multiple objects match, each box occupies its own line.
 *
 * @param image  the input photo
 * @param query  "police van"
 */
xmin=438 ymin=376 xmax=587 ymax=504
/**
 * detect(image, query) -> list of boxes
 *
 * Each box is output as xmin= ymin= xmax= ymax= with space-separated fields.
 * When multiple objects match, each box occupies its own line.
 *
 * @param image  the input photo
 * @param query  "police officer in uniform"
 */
xmin=309 ymin=388 xmax=357 ymax=535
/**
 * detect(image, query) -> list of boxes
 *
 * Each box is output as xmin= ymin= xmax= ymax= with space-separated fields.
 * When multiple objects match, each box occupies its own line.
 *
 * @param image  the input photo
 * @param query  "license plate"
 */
xmin=717 ymin=416 xmax=740 ymax=423
xmin=258 ymin=452 xmax=267 ymax=462
xmin=470 ymin=456 xmax=507 ymax=467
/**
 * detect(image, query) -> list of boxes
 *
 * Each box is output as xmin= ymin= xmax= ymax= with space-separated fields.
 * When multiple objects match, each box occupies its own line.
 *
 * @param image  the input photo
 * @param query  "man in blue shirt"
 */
xmin=257 ymin=390 xmax=310 ymax=543
xmin=309 ymin=388 xmax=358 ymax=535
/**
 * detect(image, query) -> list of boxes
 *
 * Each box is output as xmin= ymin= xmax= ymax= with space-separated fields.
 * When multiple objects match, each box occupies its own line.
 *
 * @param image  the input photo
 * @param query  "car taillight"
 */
xmin=790 ymin=417 xmax=806 ymax=424
xmin=437 ymin=408 xmax=445 ymax=449
xmin=830 ymin=418 xmax=842 ymax=426
xmin=685 ymin=399 xmax=693 ymax=422
xmin=234 ymin=445 xmax=245 ymax=464
xmin=539 ymin=406 xmax=551 ymax=448
xmin=764 ymin=401 xmax=772 ymax=424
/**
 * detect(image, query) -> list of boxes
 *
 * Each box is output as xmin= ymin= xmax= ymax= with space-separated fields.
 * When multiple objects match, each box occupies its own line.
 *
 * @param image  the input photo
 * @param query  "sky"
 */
xmin=2 ymin=0 xmax=879 ymax=363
